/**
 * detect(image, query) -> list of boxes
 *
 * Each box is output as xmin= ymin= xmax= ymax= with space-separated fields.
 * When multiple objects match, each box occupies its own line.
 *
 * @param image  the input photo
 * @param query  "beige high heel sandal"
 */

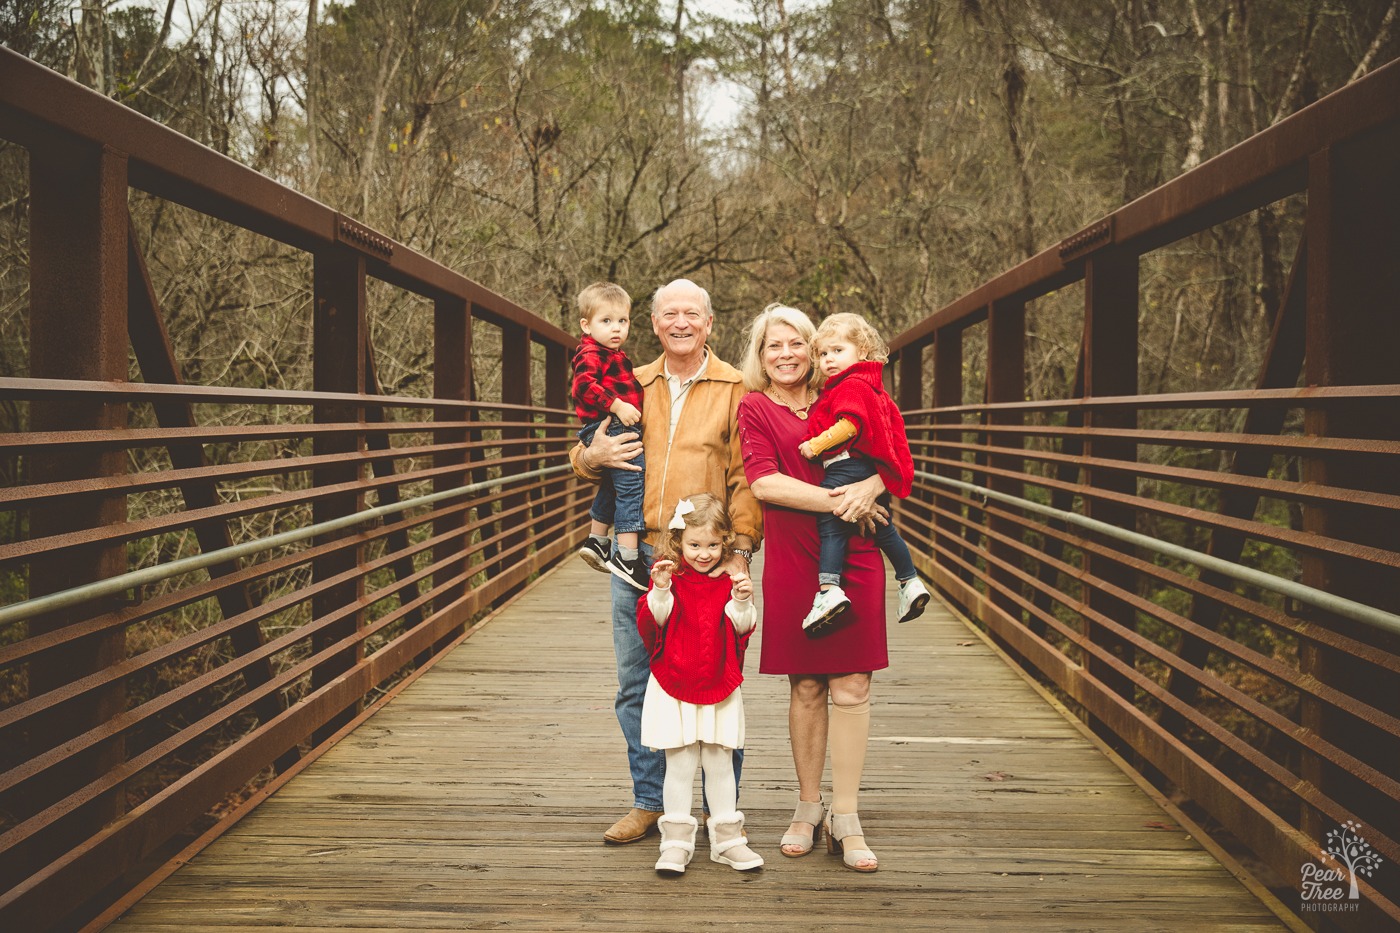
xmin=779 ymin=798 xmax=825 ymax=857
xmin=826 ymin=811 xmax=878 ymax=872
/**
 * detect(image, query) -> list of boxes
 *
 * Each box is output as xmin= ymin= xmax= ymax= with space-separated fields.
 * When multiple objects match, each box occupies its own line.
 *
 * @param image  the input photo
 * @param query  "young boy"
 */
xmin=798 ymin=312 xmax=931 ymax=634
xmin=571 ymin=282 xmax=649 ymax=590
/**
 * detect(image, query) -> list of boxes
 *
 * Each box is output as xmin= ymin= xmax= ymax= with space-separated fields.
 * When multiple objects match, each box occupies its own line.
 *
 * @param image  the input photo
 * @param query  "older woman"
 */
xmin=735 ymin=303 xmax=888 ymax=873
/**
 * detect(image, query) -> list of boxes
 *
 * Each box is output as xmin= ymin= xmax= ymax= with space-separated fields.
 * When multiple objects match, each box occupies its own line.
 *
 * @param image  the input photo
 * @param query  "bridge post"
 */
xmin=897 ymin=344 xmax=923 ymax=411
xmin=25 ymin=139 xmax=130 ymax=849
xmin=497 ymin=322 xmax=531 ymax=590
xmin=986 ymin=300 xmax=1026 ymax=629
xmin=932 ymin=328 xmax=968 ymax=585
xmin=311 ymin=248 xmax=367 ymax=743
xmin=1081 ymin=246 xmax=1139 ymax=737
xmin=1300 ymin=129 xmax=1400 ymax=859
xmin=542 ymin=341 xmax=573 ymax=550
xmin=896 ymin=343 xmax=936 ymax=580
xmin=432 ymin=296 xmax=473 ymax=649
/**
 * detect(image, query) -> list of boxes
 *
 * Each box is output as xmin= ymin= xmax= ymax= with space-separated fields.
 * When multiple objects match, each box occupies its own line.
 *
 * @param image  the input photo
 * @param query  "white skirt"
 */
xmin=640 ymin=674 xmax=746 ymax=751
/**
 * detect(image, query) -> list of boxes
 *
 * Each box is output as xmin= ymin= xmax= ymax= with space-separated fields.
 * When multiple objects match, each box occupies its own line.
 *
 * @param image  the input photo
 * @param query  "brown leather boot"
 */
xmin=603 ymin=807 xmax=663 ymax=845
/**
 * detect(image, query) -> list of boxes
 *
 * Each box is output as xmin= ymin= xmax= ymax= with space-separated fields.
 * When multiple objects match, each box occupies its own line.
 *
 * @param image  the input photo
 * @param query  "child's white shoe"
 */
xmin=654 ymin=814 xmax=698 ymax=875
xmin=708 ymin=811 xmax=764 ymax=871
xmin=802 ymin=585 xmax=851 ymax=637
xmin=898 ymin=577 xmax=930 ymax=623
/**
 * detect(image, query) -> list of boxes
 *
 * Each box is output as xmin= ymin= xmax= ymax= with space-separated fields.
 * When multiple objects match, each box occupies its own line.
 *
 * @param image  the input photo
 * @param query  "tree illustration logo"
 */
xmin=1323 ymin=821 xmax=1384 ymax=899
xmin=1301 ymin=821 xmax=1384 ymax=913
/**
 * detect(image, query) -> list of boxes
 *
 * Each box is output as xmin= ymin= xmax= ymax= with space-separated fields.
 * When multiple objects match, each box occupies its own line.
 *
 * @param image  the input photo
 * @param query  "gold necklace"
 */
xmin=765 ymin=385 xmax=815 ymax=419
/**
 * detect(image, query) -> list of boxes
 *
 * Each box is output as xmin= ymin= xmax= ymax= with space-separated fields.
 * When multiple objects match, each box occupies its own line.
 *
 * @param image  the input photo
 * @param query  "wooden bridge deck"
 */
xmin=107 ymin=559 xmax=1293 ymax=932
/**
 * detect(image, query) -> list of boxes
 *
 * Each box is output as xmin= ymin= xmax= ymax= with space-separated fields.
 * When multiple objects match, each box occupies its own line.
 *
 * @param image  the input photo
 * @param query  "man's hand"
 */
xmin=798 ymin=440 xmax=817 ymax=460
xmin=730 ymin=572 xmax=753 ymax=602
xmin=714 ymin=550 xmax=750 ymax=579
xmin=650 ymin=559 xmax=675 ymax=589
xmin=609 ymin=398 xmax=642 ymax=426
xmin=583 ymin=415 xmax=644 ymax=473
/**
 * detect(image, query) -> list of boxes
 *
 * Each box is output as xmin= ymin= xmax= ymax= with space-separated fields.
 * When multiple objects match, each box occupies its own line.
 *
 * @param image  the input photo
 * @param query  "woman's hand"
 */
xmin=829 ymin=473 xmax=888 ymax=523
xmin=650 ymin=559 xmax=675 ymax=588
xmin=582 ymin=416 xmax=644 ymax=472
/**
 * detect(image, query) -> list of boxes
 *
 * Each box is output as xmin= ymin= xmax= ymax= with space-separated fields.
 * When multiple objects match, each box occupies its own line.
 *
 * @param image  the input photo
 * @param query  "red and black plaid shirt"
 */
xmin=571 ymin=335 xmax=645 ymax=422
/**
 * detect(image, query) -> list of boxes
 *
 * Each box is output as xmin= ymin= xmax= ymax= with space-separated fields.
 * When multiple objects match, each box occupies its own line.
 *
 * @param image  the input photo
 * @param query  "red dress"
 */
xmin=737 ymin=392 xmax=889 ymax=675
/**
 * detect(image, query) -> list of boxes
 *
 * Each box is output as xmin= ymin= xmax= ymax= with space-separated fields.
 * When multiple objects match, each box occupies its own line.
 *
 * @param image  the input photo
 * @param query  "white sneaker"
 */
xmin=802 ymin=585 xmax=851 ymax=637
xmin=898 ymin=577 xmax=930 ymax=623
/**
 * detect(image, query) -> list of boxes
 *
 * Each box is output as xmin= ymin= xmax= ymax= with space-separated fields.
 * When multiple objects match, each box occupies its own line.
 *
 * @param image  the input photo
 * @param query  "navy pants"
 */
xmin=817 ymin=455 xmax=917 ymax=585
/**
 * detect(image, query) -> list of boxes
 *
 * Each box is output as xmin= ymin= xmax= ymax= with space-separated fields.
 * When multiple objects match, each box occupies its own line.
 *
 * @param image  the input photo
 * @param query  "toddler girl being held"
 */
xmin=637 ymin=493 xmax=763 ymax=875
xmin=798 ymin=312 xmax=930 ymax=635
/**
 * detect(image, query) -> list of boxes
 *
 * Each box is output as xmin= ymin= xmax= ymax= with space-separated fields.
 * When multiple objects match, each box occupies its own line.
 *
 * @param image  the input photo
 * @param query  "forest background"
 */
xmin=2 ymin=0 xmax=1397 ymax=401
xmin=0 ymin=0 xmax=1397 ymax=861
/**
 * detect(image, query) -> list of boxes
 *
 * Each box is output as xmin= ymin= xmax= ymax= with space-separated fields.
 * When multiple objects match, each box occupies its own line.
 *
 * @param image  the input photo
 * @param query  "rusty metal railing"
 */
xmin=0 ymin=48 xmax=587 ymax=930
xmin=889 ymin=58 xmax=1400 ymax=929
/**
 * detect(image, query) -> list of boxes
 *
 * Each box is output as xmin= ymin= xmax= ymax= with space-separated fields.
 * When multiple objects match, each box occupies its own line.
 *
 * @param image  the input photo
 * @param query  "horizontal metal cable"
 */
xmin=0 ymin=463 xmax=575 ymax=627
xmin=916 ymin=471 xmax=1400 ymax=638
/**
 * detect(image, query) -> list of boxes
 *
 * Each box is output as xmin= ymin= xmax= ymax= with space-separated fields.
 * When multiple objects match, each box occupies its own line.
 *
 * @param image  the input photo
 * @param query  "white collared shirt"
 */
xmin=663 ymin=351 xmax=709 ymax=442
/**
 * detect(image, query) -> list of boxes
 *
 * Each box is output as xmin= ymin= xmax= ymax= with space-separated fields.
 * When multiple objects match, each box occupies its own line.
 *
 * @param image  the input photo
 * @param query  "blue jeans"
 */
xmin=612 ymin=542 xmax=743 ymax=811
xmin=817 ymin=455 xmax=918 ymax=585
xmin=578 ymin=418 xmax=646 ymax=535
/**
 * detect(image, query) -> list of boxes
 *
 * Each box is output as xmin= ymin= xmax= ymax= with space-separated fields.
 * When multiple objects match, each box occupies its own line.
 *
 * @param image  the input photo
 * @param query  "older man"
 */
xmin=571 ymin=278 xmax=761 ymax=845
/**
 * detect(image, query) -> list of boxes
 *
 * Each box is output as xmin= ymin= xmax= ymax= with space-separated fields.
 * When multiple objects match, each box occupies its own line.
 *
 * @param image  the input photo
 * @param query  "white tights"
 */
xmin=663 ymin=742 xmax=736 ymax=817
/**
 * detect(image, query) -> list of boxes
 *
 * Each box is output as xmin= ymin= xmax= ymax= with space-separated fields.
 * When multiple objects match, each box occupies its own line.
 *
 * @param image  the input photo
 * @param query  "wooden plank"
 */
xmin=107 ymin=559 xmax=1289 ymax=931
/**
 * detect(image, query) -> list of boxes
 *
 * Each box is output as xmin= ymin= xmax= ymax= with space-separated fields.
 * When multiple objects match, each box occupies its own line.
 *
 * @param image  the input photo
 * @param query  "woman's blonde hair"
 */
xmin=814 ymin=312 xmax=889 ymax=363
xmin=652 ymin=492 xmax=734 ymax=572
xmin=740 ymin=303 xmax=819 ymax=392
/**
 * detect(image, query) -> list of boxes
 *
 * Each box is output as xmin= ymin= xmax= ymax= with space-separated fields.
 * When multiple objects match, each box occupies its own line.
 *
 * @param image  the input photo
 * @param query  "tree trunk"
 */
xmin=306 ymin=0 xmax=320 ymax=186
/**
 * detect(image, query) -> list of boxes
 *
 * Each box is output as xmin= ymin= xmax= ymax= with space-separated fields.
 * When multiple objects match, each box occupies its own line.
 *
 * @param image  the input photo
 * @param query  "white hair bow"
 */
xmin=668 ymin=498 xmax=696 ymax=530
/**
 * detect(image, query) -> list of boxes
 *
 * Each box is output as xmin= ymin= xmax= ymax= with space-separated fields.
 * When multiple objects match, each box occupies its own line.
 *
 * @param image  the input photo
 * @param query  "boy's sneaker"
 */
xmin=578 ymin=536 xmax=611 ymax=573
xmin=608 ymin=551 xmax=650 ymax=592
xmin=802 ymin=585 xmax=851 ymax=637
xmin=898 ymin=577 xmax=930 ymax=623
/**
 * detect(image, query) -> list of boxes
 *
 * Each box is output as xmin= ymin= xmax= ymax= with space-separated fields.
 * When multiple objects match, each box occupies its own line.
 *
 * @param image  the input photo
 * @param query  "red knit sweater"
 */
xmin=806 ymin=359 xmax=915 ymax=498
xmin=636 ymin=566 xmax=751 ymax=705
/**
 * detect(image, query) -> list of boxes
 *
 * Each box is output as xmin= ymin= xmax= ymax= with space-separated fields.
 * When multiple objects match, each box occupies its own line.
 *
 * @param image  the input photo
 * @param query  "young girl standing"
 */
xmin=638 ymin=493 xmax=764 ymax=875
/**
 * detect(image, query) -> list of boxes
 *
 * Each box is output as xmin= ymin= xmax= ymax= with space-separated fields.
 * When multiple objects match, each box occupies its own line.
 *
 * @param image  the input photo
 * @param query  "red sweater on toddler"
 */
xmin=806 ymin=359 xmax=915 ymax=498
xmin=637 ymin=566 xmax=751 ymax=705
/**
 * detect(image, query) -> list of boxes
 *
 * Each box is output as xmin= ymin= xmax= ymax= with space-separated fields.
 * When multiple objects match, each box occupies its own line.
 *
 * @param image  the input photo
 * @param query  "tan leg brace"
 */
xmin=829 ymin=699 xmax=870 ymax=815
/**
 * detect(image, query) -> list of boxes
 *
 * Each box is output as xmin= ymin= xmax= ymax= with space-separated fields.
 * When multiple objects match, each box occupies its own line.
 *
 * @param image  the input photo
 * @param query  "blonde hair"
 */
xmin=652 ymin=493 xmax=734 ymax=572
xmin=740 ymin=303 xmax=819 ymax=392
xmin=577 ymin=282 xmax=632 ymax=322
xmin=814 ymin=312 xmax=889 ymax=363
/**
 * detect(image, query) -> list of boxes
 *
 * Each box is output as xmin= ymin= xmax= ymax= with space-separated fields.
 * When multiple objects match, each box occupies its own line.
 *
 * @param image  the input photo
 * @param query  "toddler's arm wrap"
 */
xmin=805 ymin=417 xmax=857 ymax=457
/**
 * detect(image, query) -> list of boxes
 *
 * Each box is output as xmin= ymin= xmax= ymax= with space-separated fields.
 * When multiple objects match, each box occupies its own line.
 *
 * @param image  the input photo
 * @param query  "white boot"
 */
xmin=654 ymin=814 xmax=698 ymax=875
xmin=708 ymin=811 xmax=764 ymax=871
